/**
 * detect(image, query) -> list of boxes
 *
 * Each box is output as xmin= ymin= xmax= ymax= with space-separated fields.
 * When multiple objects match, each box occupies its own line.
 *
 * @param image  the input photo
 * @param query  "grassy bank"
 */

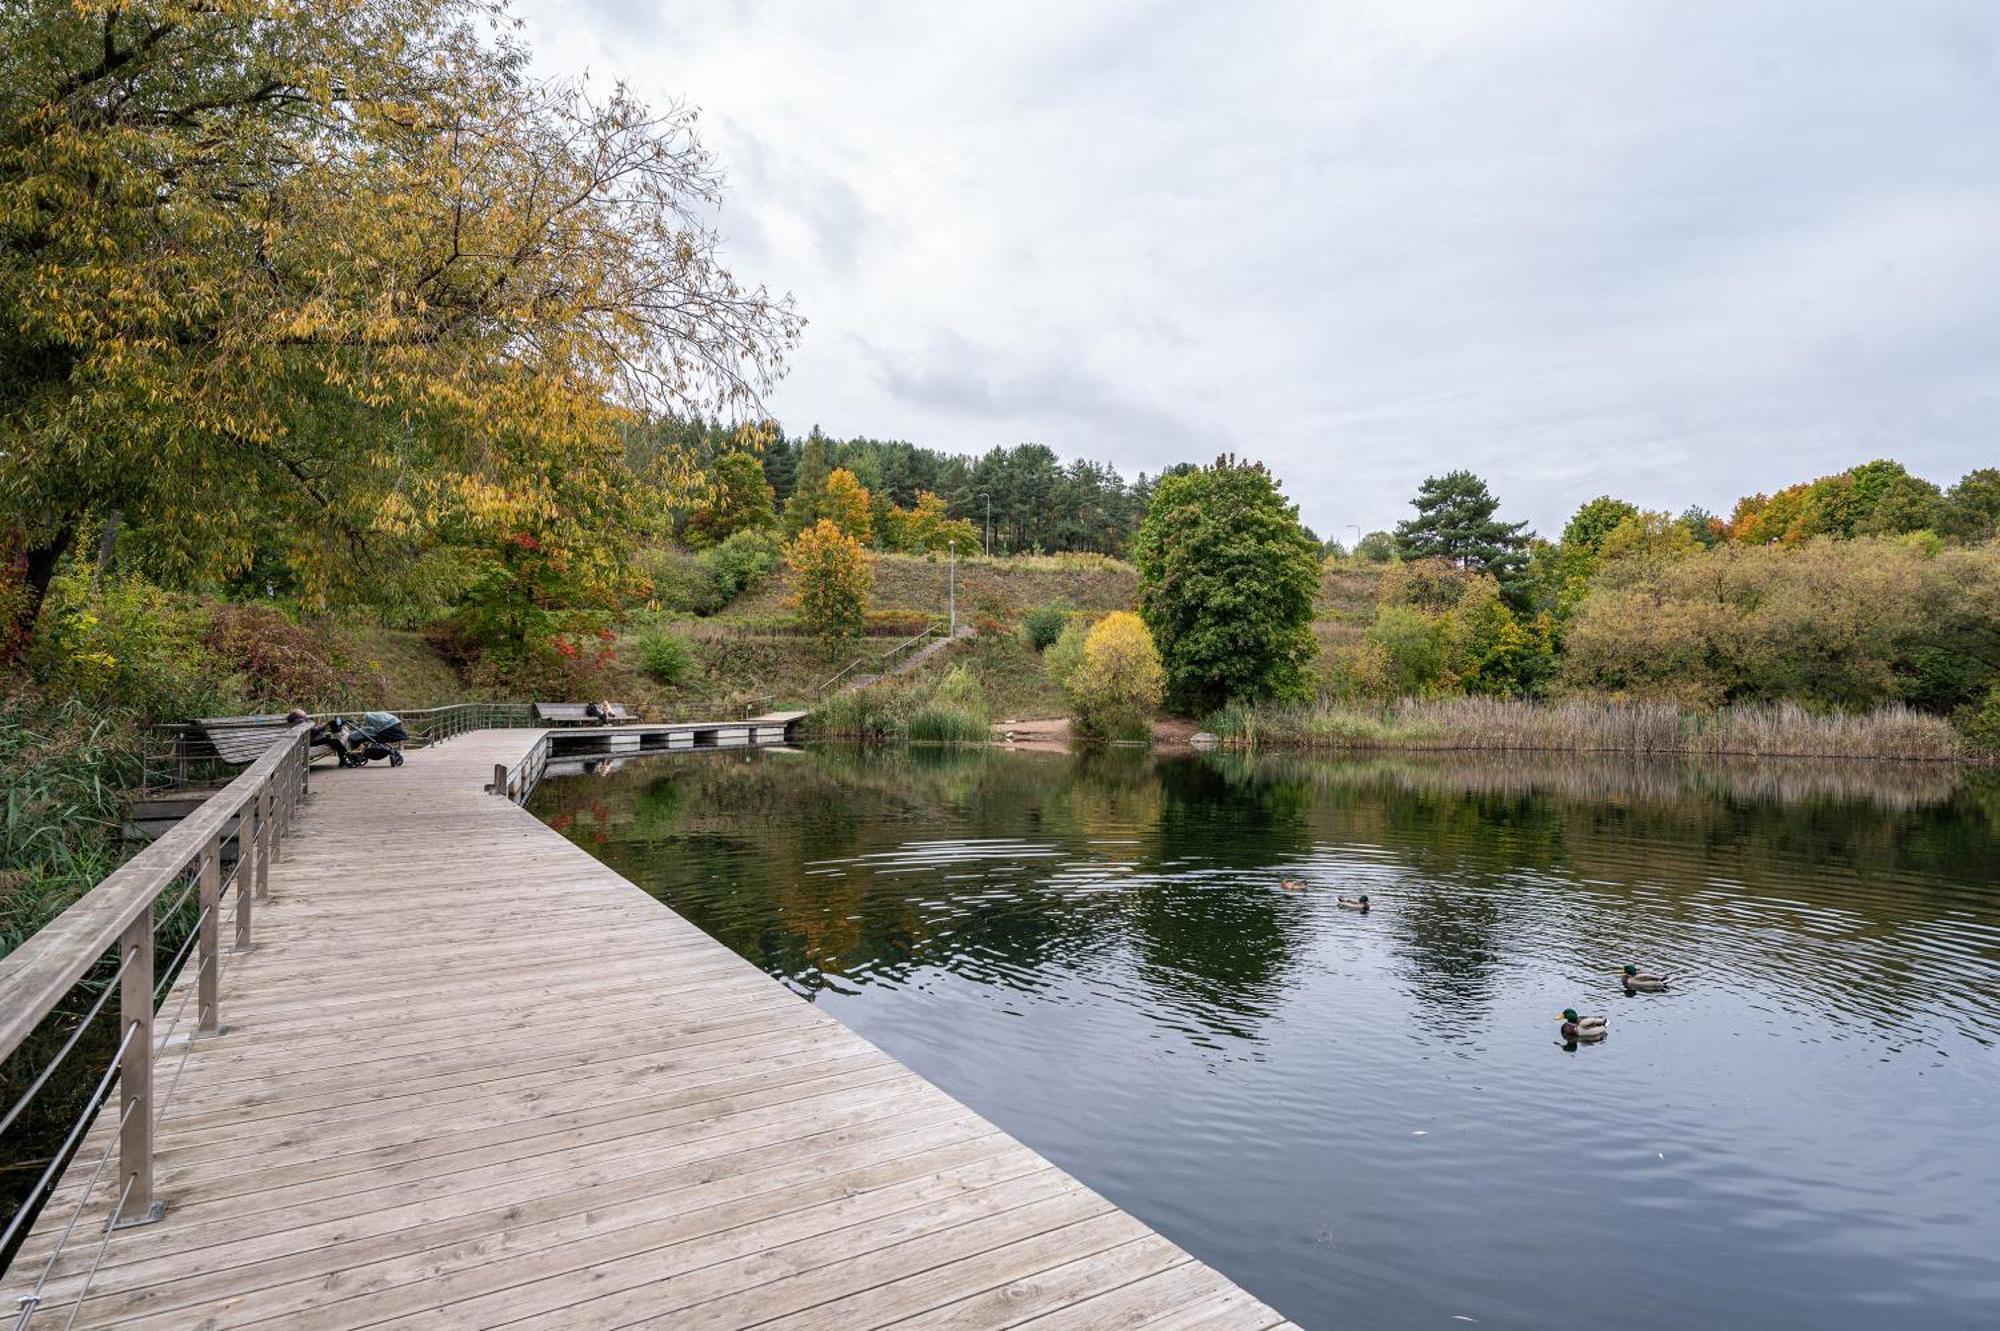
xmin=1208 ymin=696 xmax=1971 ymax=762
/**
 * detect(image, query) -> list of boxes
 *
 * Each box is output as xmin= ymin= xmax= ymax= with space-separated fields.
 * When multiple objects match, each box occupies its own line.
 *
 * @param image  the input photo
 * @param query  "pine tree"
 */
xmin=1393 ymin=471 xmax=1532 ymax=582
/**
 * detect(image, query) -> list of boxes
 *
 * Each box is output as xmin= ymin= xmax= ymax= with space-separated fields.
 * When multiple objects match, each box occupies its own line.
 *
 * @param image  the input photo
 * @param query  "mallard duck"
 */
xmin=1559 ymin=1009 xmax=1607 ymax=1041
xmin=1621 ymin=965 xmax=1671 ymax=992
xmin=1336 ymin=894 xmax=1370 ymax=911
xmin=1280 ymin=878 xmax=1308 ymax=893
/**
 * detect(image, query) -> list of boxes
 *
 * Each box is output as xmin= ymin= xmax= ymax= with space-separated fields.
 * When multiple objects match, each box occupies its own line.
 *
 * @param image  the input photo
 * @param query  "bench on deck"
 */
xmin=194 ymin=715 xmax=336 ymax=766
xmin=532 ymin=701 xmax=634 ymax=726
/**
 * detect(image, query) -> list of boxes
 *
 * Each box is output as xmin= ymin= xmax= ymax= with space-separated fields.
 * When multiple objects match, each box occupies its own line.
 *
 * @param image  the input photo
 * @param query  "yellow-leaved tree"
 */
xmin=0 ymin=0 xmax=801 ymax=651
xmin=820 ymin=469 xmax=874 ymax=545
xmin=787 ymin=520 xmax=871 ymax=651
xmin=1053 ymin=611 xmax=1165 ymax=739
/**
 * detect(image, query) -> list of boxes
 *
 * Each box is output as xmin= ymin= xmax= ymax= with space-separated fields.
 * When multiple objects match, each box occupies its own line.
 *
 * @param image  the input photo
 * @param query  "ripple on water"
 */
xmin=532 ymin=748 xmax=2000 ymax=1331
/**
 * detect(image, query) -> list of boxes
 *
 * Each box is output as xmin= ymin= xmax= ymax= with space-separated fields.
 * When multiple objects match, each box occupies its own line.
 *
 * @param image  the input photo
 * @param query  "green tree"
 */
xmin=1393 ymin=471 xmax=1532 ymax=584
xmin=787 ymin=520 xmax=870 ymax=648
xmin=1942 ymin=468 xmax=2000 ymax=544
xmin=1560 ymin=497 xmax=1641 ymax=553
xmin=1133 ymin=457 xmax=1320 ymax=712
xmin=1352 ymin=531 xmax=1397 ymax=563
xmin=685 ymin=451 xmax=777 ymax=547
xmin=780 ymin=430 xmax=833 ymax=534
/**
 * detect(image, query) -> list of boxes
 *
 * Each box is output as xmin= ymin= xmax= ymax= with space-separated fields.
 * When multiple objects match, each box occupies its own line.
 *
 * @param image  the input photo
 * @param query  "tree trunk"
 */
xmin=13 ymin=521 xmax=78 ymax=648
xmin=94 ymin=508 xmax=123 ymax=581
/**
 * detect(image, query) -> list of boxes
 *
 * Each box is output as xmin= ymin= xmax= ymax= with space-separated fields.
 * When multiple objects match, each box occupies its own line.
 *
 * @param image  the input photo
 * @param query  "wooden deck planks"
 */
xmin=1 ymin=729 xmax=1292 ymax=1329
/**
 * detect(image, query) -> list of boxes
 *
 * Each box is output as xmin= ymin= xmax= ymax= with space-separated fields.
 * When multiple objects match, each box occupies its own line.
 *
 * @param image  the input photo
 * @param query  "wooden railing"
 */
xmin=0 ymin=723 xmax=311 ymax=1288
xmin=0 ymin=701 xmax=533 ymax=1311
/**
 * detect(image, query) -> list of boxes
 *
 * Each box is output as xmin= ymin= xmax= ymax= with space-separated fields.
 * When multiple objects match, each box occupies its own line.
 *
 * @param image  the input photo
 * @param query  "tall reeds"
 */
xmin=1208 ymin=697 xmax=1967 ymax=762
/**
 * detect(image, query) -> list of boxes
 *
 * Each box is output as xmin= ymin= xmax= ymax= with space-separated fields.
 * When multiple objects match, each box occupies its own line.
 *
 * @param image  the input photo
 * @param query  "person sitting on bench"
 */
xmin=584 ymin=700 xmax=616 ymax=726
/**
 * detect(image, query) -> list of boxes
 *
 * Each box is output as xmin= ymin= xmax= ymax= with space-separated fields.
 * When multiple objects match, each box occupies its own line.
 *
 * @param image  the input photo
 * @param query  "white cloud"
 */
xmin=517 ymin=0 xmax=2000 ymax=535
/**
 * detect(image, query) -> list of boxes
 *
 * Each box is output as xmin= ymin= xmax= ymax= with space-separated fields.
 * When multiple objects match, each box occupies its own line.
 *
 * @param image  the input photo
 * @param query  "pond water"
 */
xmin=530 ymin=746 xmax=2000 ymax=1331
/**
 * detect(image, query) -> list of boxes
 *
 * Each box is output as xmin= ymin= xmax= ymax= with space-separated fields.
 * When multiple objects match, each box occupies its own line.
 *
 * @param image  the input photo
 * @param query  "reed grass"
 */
xmin=1 ymin=696 xmax=150 ymax=957
xmin=1209 ymin=697 xmax=1969 ymax=763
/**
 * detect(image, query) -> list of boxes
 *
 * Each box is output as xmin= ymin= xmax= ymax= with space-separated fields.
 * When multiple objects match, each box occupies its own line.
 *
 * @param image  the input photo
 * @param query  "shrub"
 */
xmin=1022 ymin=602 xmax=1069 ymax=652
xmin=29 ymin=572 xmax=224 ymax=719
xmin=637 ymin=548 xmax=724 ymax=616
xmin=1044 ymin=617 xmax=1090 ymax=694
xmin=203 ymin=603 xmax=367 ymax=708
xmin=635 ymin=627 xmax=694 ymax=685
xmin=788 ymin=521 xmax=872 ymax=649
xmin=1063 ymin=611 xmax=1165 ymax=739
xmin=702 ymin=528 xmax=783 ymax=601
xmin=1957 ymin=684 xmax=2000 ymax=753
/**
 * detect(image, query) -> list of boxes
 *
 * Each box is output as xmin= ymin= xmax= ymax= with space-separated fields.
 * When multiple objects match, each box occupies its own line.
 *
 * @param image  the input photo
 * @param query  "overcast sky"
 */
xmin=517 ymin=0 xmax=2000 ymax=538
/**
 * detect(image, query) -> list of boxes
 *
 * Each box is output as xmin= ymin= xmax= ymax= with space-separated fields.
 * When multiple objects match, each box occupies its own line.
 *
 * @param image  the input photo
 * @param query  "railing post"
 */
xmin=115 ymin=906 xmax=164 ymax=1227
xmin=493 ymin=763 xmax=507 ymax=796
xmin=254 ymin=784 xmax=271 ymax=901
xmin=197 ymin=838 xmax=223 ymax=1034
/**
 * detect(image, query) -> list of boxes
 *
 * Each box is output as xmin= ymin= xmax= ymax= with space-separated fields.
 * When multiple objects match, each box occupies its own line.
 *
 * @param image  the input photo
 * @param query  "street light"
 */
xmin=977 ymin=493 xmax=992 ymax=558
xmin=948 ymin=539 xmax=957 ymax=637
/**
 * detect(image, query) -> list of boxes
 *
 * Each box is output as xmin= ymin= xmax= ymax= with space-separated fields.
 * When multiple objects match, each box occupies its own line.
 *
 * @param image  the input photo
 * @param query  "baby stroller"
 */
xmin=338 ymin=711 xmax=407 ymax=767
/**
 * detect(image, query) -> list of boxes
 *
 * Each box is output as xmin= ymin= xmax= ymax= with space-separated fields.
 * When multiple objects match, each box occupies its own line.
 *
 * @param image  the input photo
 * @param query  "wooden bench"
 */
xmin=194 ymin=715 xmax=337 ymax=766
xmin=532 ymin=702 xmax=633 ymax=725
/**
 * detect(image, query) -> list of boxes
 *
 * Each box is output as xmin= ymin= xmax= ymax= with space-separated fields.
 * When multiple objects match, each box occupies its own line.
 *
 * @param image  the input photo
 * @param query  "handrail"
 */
xmin=813 ymin=655 xmax=868 ymax=696
xmin=0 ymin=721 xmax=311 ymax=1272
xmin=0 ymin=724 xmax=308 ymax=1065
xmin=875 ymin=624 xmax=937 ymax=666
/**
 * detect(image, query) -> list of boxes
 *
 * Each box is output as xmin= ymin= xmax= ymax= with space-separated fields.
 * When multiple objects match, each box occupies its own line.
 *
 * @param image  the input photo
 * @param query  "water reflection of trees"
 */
xmin=530 ymin=748 xmax=2000 ymax=1047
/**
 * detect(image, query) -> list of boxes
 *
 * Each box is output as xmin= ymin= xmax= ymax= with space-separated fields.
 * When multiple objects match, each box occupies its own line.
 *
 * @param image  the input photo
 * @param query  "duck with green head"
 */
xmin=1559 ymin=1009 xmax=1607 ymax=1041
xmin=1622 ymin=964 xmax=1671 ymax=992
xmin=1336 ymin=894 xmax=1369 ymax=911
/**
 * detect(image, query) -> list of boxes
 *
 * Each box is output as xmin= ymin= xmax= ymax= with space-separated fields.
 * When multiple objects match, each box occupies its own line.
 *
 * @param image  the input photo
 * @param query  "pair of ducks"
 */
xmin=1560 ymin=965 xmax=1672 ymax=1041
xmin=1279 ymin=880 xmax=1369 ymax=910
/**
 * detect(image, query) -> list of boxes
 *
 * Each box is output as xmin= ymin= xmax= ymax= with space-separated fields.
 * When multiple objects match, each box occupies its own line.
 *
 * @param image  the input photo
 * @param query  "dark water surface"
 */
xmin=529 ymin=747 xmax=2000 ymax=1331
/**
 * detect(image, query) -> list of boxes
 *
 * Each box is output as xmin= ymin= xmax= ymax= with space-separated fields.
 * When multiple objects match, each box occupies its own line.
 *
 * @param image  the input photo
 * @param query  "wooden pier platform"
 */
xmin=3 ymin=729 xmax=1295 ymax=1329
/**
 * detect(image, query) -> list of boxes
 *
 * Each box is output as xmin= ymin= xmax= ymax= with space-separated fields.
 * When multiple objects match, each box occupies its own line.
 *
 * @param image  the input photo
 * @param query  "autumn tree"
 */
xmin=0 ymin=0 xmax=799 ymax=646
xmin=1133 ymin=457 xmax=1321 ymax=712
xmin=1060 ymin=612 xmax=1166 ymax=739
xmin=685 ymin=452 xmax=777 ymax=547
xmin=787 ymin=520 xmax=870 ymax=648
xmin=819 ymin=468 xmax=874 ymax=544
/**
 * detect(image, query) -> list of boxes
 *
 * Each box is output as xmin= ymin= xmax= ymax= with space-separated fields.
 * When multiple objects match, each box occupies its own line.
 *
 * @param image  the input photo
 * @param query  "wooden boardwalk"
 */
xmin=4 ymin=729 xmax=1296 ymax=1329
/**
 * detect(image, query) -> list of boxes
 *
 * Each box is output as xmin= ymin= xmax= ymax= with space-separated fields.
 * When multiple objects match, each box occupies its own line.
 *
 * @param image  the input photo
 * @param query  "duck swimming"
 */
xmin=1559 ymin=1009 xmax=1607 ymax=1041
xmin=1336 ymin=894 xmax=1370 ymax=911
xmin=1280 ymin=878 xmax=1308 ymax=893
xmin=1622 ymin=965 xmax=1671 ymax=992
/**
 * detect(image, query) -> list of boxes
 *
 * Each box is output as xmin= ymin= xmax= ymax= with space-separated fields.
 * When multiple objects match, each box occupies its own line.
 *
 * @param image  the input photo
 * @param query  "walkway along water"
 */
xmin=0 ymin=721 xmax=1295 ymax=1329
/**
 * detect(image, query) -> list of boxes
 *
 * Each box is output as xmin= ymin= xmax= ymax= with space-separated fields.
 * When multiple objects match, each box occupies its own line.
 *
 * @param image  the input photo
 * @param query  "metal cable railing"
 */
xmin=0 ymin=727 xmax=311 ymax=1325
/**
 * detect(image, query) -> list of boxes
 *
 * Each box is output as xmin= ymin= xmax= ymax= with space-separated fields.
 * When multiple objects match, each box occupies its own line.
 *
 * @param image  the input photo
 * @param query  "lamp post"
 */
xmin=948 ymin=539 xmax=957 ymax=637
xmin=977 ymin=493 xmax=992 ymax=558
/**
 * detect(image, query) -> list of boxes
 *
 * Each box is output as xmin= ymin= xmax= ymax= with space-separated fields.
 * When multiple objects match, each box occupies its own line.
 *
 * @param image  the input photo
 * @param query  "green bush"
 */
xmin=1022 ymin=602 xmax=1069 ymax=652
xmin=702 ymin=529 xmax=783 ymax=601
xmin=637 ymin=548 xmax=724 ymax=615
xmin=635 ymin=627 xmax=694 ymax=685
xmin=1956 ymin=684 xmax=2000 ymax=752
xmin=29 ymin=572 xmax=227 ymax=719
xmin=1044 ymin=617 xmax=1089 ymax=694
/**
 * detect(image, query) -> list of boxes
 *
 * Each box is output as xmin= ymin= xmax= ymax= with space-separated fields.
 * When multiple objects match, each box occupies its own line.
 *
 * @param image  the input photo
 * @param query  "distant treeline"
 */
xmin=638 ymin=419 xmax=1156 ymax=556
